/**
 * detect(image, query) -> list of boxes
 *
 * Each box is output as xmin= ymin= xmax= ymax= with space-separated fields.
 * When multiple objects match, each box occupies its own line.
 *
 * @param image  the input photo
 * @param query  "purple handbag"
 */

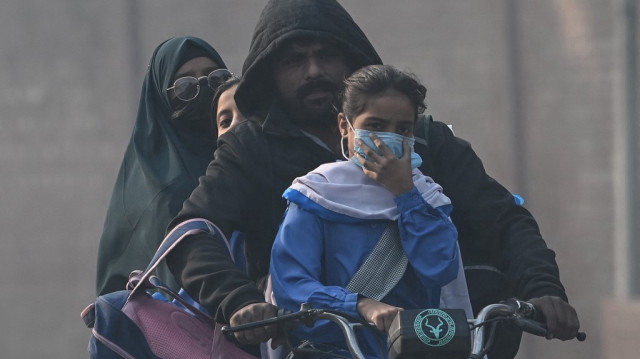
xmin=81 ymin=218 xmax=258 ymax=359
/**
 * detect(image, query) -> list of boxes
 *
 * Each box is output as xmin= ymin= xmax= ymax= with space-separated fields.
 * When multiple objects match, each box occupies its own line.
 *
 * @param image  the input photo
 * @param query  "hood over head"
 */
xmin=236 ymin=0 xmax=382 ymax=118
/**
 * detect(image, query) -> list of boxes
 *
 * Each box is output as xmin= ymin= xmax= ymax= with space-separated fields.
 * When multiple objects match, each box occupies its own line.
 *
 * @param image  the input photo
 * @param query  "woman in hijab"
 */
xmin=96 ymin=36 xmax=231 ymax=295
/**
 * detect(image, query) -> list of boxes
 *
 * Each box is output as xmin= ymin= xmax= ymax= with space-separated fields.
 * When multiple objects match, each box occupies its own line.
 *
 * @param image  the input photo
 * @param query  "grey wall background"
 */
xmin=0 ymin=1 xmax=636 ymax=358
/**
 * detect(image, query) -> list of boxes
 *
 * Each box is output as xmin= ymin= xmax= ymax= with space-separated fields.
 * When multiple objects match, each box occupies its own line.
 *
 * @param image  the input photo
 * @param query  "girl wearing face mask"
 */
xmin=96 ymin=36 xmax=232 ymax=296
xmin=269 ymin=65 xmax=471 ymax=358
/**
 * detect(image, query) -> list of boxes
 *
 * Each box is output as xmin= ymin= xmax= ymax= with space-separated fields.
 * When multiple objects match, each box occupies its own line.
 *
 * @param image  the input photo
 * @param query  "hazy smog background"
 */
xmin=1 ymin=1 xmax=637 ymax=358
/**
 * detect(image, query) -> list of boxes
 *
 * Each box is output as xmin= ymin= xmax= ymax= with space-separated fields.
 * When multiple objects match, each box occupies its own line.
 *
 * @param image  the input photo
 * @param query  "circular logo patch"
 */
xmin=413 ymin=309 xmax=456 ymax=347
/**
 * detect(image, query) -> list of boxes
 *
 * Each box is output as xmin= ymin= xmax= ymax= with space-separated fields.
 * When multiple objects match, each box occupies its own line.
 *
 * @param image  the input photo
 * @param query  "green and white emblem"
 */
xmin=413 ymin=309 xmax=456 ymax=347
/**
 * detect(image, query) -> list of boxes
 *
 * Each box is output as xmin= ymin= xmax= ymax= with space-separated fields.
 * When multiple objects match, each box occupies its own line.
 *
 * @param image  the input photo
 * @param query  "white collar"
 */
xmin=289 ymin=161 xmax=450 ymax=220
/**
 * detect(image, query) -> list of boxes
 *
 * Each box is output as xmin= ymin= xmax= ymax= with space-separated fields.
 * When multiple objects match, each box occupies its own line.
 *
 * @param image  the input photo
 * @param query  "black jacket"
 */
xmin=415 ymin=117 xmax=567 ymax=313
xmin=168 ymin=0 xmax=384 ymax=323
xmin=167 ymin=0 xmax=567 ymax=329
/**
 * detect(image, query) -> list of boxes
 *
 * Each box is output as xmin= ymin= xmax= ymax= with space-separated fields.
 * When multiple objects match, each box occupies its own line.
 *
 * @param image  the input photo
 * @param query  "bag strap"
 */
xmin=128 ymin=218 xmax=229 ymax=297
xmin=345 ymin=222 xmax=408 ymax=301
xmin=147 ymin=276 xmax=214 ymax=324
xmin=414 ymin=114 xmax=431 ymax=147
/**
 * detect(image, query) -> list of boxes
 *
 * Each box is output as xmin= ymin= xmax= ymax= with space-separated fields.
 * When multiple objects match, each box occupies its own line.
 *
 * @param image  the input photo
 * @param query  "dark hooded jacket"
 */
xmin=167 ymin=1 xmax=567 ymax=350
xmin=96 ymin=37 xmax=226 ymax=296
xmin=167 ymin=0 xmax=382 ymax=323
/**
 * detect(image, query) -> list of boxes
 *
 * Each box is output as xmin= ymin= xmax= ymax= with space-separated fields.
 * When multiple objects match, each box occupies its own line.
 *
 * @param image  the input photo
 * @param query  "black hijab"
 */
xmin=96 ymin=36 xmax=226 ymax=295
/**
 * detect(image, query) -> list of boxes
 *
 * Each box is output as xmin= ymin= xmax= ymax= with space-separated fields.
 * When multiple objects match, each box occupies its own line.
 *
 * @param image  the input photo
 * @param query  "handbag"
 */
xmin=81 ymin=218 xmax=258 ymax=359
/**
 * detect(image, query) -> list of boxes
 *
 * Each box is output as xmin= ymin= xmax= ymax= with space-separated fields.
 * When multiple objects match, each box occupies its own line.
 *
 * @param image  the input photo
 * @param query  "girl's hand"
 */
xmin=357 ymin=297 xmax=404 ymax=333
xmin=354 ymin=133 xmax=414 ymax=196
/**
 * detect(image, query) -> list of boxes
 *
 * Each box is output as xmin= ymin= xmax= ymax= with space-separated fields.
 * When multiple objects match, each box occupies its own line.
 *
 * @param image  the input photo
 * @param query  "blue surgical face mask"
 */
xmin=343 ymin=117 xmax=423 ymax=169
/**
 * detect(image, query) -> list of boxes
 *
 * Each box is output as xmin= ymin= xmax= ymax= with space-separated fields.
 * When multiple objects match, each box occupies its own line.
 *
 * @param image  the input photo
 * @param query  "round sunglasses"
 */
xmin=167 ymin=68 xmax=233 ymax=101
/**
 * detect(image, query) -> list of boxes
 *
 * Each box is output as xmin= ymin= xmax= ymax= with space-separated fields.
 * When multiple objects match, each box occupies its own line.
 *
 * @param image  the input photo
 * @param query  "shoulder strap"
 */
xmin=345 ymin=222 xmax=408 ymax=301
xmin=129 ymin=218 xmax=229 ymax=297
xmin=414 ymin=114 xmax=431 ymax=146
xmin=414 ymin=114 xmax=435 ymax=175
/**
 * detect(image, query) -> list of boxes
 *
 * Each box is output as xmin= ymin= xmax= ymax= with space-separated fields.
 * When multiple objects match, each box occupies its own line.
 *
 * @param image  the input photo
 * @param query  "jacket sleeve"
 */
xmin=395 ymin=187 xmax=459 ymax=288
xmin=270 ymin=203 xmax=360 ymax=343
xmin=423 ymin=120 xmax=567 ymax=303
xmin=166 ymin=128 xmax=267 ymax=324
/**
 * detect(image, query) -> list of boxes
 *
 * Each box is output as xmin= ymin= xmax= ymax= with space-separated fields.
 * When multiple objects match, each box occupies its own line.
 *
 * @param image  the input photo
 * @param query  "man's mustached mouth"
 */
xmin=297 ymin=81 xmax=338 ymax=100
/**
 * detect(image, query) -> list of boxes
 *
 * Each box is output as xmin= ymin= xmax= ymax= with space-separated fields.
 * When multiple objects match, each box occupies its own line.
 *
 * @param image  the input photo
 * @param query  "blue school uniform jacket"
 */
xmin=270 ymin=161 xmax=462 ymax=358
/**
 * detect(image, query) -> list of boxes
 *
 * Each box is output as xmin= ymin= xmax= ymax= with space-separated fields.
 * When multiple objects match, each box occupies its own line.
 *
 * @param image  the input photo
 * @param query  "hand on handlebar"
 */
xmin=229 ymin=302 xmax=285 ymax=347
xmin=528 ymin=296 xmax=580 ymax=340
xmin=356 ymin=297 xmax=403 ymax=334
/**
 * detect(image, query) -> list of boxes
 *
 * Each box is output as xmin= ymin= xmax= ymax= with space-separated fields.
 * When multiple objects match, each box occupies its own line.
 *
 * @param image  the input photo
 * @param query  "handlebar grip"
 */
xmin=221 ymin=308 xmax=318 ymax=335
xmin=507 ymin=298 xmax=586 ymax=342
xmin=512 ymin=317 xmax=547 ymax=337
xmin=512 ymin=318 xmax=587 ymax=342
xmin=220 ymin=325 xmax=234 ymax=337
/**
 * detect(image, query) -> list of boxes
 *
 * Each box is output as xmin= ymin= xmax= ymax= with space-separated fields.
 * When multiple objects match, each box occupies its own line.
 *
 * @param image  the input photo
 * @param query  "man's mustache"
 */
xmin=296 ymin=80 xmax=339 ymax=100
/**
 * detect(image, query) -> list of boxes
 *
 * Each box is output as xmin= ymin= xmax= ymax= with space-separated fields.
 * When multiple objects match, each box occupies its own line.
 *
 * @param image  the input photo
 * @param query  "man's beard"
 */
xmin=281 ymin=79 xmax=340 ymax=129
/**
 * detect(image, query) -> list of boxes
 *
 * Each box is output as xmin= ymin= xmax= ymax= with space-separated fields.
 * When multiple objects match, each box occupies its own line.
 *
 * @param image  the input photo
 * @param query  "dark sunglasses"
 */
xmin=167 ymin=68 xmax=233 ymax=101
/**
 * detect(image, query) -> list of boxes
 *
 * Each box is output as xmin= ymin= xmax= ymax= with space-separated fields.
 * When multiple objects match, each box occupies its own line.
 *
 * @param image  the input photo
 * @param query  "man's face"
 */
xmin=273 ymin=40 xmax=350 ymax=128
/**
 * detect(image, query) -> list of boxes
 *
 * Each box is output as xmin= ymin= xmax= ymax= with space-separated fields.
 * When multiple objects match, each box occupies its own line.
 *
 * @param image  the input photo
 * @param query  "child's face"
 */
xmin=338 ymin=88 xmax=415 ymax=157
xmin=216 ymin=84 xmax=247 ymax=137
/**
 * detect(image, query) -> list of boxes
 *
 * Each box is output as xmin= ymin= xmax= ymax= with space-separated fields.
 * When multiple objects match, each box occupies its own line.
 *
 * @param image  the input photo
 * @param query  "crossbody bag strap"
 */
xmin=128 ymin=218 xmax=230 ymax=297
xmin=414 ymin=114 xmax=431 ymax=147
xmin=345 ymin=222 xmax=408 ymax=301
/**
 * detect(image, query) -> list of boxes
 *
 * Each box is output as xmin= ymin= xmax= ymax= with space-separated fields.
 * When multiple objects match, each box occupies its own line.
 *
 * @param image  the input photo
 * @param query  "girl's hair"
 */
xmin=210 ymin=76 xmax=242 ymax=133
xmin=339 ymin=65 xmax=427 ymax=120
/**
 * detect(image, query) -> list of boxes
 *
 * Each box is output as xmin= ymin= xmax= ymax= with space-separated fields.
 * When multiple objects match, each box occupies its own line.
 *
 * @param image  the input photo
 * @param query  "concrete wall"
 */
xmin=0 ymin=1 xmax=634 ymax=358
